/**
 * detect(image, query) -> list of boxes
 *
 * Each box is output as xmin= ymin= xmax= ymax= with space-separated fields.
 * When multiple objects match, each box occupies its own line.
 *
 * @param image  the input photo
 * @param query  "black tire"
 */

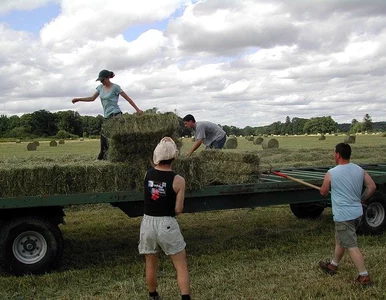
xmin=0 ymin=217 xmax=63 ymax=275
xmin=290 ymin=203 xmax=325 ymax=219
xmin=358 ymin=191 xmax=386 ymax=235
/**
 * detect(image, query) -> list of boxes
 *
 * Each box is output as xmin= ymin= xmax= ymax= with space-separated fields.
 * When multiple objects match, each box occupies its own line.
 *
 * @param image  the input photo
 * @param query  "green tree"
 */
xmin=55 ymin=110 xmax=82 ymax=136
xmin=29 ymin=110 xmax=57 ymax=136
xmin=0 ymin=115 xmax=9 ymax=136
xmin=303 ymin=116 xmax=337 ymax=134
xmin=363 ymin=114 xmax=372 ymax=132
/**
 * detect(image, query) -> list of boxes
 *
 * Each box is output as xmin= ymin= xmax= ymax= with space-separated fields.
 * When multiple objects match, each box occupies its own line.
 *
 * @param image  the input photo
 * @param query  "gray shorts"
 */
xmin=138 ymin=215 xmax=186 ymax=255
xmin=334 ymin=217 xmax=362 ymax=248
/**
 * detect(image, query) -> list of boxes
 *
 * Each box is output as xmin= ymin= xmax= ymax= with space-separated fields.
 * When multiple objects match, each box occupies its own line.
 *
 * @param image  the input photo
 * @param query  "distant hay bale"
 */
xmin=16 ymin=139 xmax=21 ymax=143
xmin=224 ymin=136 xmax=238 ymax=149
xmin=253 ymin=137 xmax=264 ymax=145
xmin=263 ymin=134 xmax=268 ymax=137
xmin=27 ymin=143 xmax=37 ymax=151
xmin=49 ymin=140 xmax=58 ymax=147
xmin=318 ymin=135 xmax=326 ymax=140
xmin=33 ymin=141 xmax=40 ymax=146
xmin=381 ymin=132 xmax=386 ymax=137
xmin=344 ymin=135 xmax=356 ymax=144
xmin=262 ymin=138 xmax=279 ymax=149
xmin=59 ymin=139 xmax=65 ymax=144
xmin=334 ymin=133 xmax=338 ymax=136
xmin=80 ymin=138 xmax=84 ymax=141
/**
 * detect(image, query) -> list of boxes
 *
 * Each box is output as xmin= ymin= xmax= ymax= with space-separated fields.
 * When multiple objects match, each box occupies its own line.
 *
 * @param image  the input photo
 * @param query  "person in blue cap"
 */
xmin=72 ymin=69 xmax=142 ymax=160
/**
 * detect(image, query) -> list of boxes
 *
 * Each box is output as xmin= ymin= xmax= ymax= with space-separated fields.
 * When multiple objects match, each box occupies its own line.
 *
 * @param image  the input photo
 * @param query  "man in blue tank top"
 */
xmin=319 ymin=143 xmax=376 ymax=286
xmin=139 ymin=137 xmax=191 ymax=300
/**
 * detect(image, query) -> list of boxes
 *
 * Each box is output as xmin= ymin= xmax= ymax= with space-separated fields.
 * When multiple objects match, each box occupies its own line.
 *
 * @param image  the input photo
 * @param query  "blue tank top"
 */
xmin=329 ymin=163 xmax=364 ymax=221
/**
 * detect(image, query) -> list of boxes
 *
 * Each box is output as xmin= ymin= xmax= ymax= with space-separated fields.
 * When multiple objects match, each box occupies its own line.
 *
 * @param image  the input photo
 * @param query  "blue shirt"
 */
xmin=96 ymin=83 xmax=123 ymax=118
xmin=329 ymin=163 xmax=364 ymax=221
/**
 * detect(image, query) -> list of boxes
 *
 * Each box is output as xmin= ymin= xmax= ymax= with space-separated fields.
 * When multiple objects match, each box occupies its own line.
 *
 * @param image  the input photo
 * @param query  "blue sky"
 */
xmin=1 ymin=3 xmax=60 ymax=34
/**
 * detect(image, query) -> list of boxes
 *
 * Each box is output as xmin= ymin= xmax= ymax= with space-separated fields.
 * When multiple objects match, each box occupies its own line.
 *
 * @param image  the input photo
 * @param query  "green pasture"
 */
xmin=0 ymin=135 xmax=386 ymax=299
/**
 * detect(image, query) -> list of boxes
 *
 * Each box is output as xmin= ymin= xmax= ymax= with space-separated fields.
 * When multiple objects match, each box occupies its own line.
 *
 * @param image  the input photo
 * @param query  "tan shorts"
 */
xmin=138 ymin=215 xmax=186 ymax=255
xmin=335 ymin=217 xmax=362 ymax=248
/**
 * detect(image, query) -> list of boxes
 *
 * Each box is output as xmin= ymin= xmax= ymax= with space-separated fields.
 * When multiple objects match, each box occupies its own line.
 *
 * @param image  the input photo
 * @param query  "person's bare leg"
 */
xmin=170 ymin=249 xmax=190 ymax=295
xmin=145 ymin=254 xmax=159 ymax=292
xmin=348 ymin=247 xmax=367 ymax=273
xmin=332 ymin=237 xmax=345 ymax=264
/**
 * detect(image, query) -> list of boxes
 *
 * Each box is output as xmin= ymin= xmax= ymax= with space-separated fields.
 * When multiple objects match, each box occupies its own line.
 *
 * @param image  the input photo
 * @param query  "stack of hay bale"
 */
xmin=1 ymin=112 xmax=261 ymax=197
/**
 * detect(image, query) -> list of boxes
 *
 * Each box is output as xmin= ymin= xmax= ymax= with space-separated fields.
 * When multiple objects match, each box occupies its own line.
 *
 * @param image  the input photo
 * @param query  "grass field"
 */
xmin=0 ymin=135 xmax=386 ymax=299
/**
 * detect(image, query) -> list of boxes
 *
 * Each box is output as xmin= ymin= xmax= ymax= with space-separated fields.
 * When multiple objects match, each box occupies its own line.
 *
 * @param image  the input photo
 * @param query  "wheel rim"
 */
xmin=12 ymin=231 xmax=48 ymax=264
xmin=365 ymin=203 xmax=385 ymax=228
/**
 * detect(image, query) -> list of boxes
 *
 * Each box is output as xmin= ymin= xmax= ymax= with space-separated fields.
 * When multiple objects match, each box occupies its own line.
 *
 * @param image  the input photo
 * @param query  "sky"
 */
xmin=0 ymin=0 xmax=385 ymax=128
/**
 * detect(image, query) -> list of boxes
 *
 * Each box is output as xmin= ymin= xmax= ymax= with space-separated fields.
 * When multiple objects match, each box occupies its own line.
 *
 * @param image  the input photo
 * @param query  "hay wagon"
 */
xmin=0 ymin=164 xmax=385 ymax=276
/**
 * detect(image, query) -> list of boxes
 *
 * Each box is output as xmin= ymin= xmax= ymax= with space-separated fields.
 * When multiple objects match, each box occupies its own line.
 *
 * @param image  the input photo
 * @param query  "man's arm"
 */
xmin=361 ymin=171 xmax=376 ymax=203
xmin=187 ymin=139 xmax=202 ymax=156
xmin=320 ymin=172 xmax=331 ymax=196
xmin=173 ymin=175 xmax=186 ymax=215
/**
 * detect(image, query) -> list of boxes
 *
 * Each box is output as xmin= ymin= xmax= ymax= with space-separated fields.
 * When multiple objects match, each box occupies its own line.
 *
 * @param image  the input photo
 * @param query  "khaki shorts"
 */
xmin=335 ymin=217 xmax=362 ymax=248
xmin=138 ymin=215 xmax=186 ymax=256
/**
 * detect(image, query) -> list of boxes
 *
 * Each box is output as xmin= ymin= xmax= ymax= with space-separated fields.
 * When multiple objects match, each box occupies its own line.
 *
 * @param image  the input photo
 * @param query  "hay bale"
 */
xmin=318 ymin=135 xmax=326 ymax=140
xmin=59 ymin=139 xmax=65 ymax=144
xmin=253 ymin=137 xmax=264 ymax=145
xmin=381 ymin=132 xmax=386 ymax=137
xmin=262 ymin=138 xmax=279 ymax=149
xmin=224 ymin=136 xmax=238 ymax=149
xmin=27 ymin=143 xmax=37 ymax=151
xmin=16 ymin=139 xmax=21 ymax=143
xmin=80 ymin=138 xmax=84 ymax=141
xmin=104 ymin=112 xmax=181 ymax=163
xmin=344 ymin=135 xmax=356 ymax=144
xmin=49 ymin=140 xmax=58 ymax=147
xmin=33 ymin=141 xmax=40 ymax=146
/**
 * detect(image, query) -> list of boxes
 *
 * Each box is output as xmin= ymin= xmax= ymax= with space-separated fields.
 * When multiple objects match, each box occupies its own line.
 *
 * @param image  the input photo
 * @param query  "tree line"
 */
xmin=0 ymin=109 xmax=381 ymax=139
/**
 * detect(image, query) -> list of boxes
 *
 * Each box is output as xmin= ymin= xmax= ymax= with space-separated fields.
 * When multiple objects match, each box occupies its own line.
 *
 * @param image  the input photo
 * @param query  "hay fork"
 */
xmin=266 ymin=163 xmax=322 ymax=191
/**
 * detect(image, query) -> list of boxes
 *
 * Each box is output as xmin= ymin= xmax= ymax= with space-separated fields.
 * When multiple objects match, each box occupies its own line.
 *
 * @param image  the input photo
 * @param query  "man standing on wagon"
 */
xmin=182 ymin=114 xmax=226 ymax=156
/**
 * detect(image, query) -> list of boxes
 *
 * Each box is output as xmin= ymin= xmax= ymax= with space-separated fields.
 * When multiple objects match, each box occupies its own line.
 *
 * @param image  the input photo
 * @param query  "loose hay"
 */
xmin=253 ymin=137 xmax=264 ymax=145
xmin=344 ymin=135 xmax=356 ymax=144
xmin=27 ymin=143 xmax=37 ymax=151
xmin=50 ymin=140 xmax=58 ymax=147
xmin=224 ymin=136 xmax=238 ymax=149
xmin=262 ymin=138 xmax=279 ymax=149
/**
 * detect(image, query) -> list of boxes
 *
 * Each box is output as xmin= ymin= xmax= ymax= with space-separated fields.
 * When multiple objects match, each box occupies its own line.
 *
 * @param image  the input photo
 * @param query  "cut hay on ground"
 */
xmin=224 ymin=136 xmax=238 ymax=149
xmin=344 ymin=135 xmax=356 ymax=144
xmin=262 ymin=138 xmax=279 ymax=149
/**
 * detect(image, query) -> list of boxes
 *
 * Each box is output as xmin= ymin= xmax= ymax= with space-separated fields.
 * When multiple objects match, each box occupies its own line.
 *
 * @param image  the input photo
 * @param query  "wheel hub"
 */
xmin=13 ymin=231 xmax=48 ymax=264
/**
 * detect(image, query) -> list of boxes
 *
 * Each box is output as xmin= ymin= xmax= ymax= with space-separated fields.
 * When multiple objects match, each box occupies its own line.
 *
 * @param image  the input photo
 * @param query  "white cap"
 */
xmin=153 ymin=137 xmax=178 ymax=165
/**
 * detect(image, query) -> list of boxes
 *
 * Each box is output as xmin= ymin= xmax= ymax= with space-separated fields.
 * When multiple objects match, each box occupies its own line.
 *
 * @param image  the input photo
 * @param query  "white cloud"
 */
xmin=1 ymin=0 xmax=386 ymax=127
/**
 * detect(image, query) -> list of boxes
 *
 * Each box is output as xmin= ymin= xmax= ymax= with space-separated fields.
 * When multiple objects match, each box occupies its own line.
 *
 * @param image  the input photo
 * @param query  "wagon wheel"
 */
xmin=0 ymin=217 xmax=63 ymax=275
xmin=358 ymin=191 xmax=386 ymax=235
